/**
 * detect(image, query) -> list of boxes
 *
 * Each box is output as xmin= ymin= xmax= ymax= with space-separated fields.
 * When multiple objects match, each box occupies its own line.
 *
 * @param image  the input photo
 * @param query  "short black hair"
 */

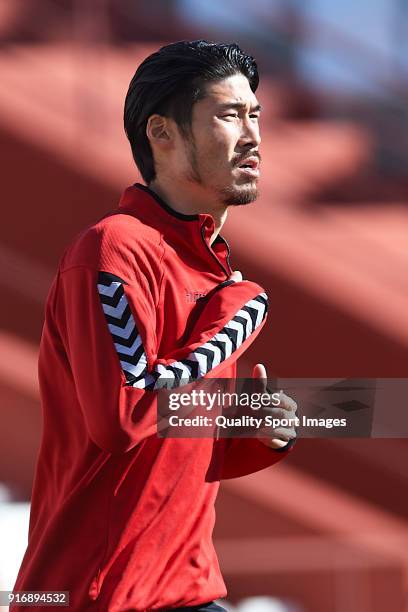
xmin=124 ymin=40 xmax=259 ymax=183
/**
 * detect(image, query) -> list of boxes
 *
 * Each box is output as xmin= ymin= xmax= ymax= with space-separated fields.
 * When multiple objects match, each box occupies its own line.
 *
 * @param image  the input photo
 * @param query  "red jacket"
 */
xmin=13 ymin=184 xmax=291 ymax=611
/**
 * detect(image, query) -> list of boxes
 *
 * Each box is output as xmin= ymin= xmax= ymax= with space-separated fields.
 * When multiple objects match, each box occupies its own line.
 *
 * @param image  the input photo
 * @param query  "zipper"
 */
xmin=200 ymin=224 xmax=230 ymax=277
xmin=217 ymin=234 xmax=233 ymax=274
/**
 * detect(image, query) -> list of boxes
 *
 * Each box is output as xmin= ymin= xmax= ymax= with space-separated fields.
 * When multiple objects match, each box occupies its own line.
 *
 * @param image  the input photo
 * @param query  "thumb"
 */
xmin=252 ymin=362 xmax=267 ymax=393
xmin=229 ymin=270 xmax=242 ymax=283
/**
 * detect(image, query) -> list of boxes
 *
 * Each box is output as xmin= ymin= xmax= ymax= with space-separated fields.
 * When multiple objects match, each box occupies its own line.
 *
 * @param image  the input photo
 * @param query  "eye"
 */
xmin=249 ymin=113 xmax=260 ymax=120
xmin=222 ymin=113 xmax=239 ymax=119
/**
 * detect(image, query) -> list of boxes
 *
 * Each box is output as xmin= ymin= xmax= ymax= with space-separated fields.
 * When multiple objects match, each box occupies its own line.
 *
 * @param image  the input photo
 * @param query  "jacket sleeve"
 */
xmin=58 ymin=264 xmax=269 ymax=453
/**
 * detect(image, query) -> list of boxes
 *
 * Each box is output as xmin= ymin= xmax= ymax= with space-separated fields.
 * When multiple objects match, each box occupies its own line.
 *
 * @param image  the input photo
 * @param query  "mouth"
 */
xmin=235 ymin=156 xmax=260 ymax=179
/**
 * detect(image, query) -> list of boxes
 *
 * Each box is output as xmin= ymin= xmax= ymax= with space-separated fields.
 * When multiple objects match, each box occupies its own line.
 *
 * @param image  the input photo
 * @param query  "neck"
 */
xmin=148 ymin=179 xmax=228 ymax=243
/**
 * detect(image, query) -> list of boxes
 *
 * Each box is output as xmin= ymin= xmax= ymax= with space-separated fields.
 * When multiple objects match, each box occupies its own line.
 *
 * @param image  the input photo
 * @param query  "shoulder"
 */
xmin=60 ymin=211 xmax=163 ymax=283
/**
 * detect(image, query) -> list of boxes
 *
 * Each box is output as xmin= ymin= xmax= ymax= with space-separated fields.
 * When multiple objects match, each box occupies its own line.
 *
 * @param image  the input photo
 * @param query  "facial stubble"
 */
xmin=184 ymin=136 xmax=259 ymax=207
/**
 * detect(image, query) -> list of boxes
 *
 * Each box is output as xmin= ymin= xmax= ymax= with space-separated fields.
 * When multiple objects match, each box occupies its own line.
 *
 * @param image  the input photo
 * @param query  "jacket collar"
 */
xmin=117 ymin=183 xmax=232 ymax=276
xmin=132 ymin=183 xmax=200 ymax=222
xmin=119 ymin=183 xmax=213 ymax=224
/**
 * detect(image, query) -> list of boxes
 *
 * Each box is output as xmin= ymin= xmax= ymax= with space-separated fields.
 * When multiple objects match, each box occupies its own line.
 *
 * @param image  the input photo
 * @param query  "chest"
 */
xmin=156 ymin=240 xmax=231 ymax=356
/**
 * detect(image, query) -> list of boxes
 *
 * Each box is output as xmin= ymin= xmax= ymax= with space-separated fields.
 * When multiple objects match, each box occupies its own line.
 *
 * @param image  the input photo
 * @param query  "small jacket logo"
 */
xmin=185 ymin=290 xmax=207 ymax=302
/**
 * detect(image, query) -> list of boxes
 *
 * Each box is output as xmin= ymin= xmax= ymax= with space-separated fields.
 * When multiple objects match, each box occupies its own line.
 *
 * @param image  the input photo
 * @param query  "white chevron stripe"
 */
xmin=156 ymin=363 xmax=175 ymax=378
xmin=187 ymin=350 xmax=210 ymax=377
xmin=108 ymin=315 xmax=136 ymax=339
xmin=248 ymin=297 xmax=266 ymax=313
xmin=167 ymin=361 xmax=193 ymax=380
xmin=247 ymin=299 xmax=266 ymax=328
xmin=200 ymin=341 xmax=222 ymax=369
xmin=132 ymin=373 xmax=156 ymax=389
xmin=235 ymin=309 xmax=253 ymax=337
xmin=114 ymin=334 xmax=142 ymax=356
xmin=102 ymin=293 xmax=128 ymax=318
xmin=120 ymin=356 xmax=147 ymax=378
xmin=151 ymin=362 xmax=192 ymax=390
xmin=224 ymin=319 xmax=244 ymax=347
xmin=212 ymin=332 xmax=233 ymax=359
xmin=154 ymin=364 xmax=177 ymax=384
xmin=97 ymin=281 xmax=121 ymax=297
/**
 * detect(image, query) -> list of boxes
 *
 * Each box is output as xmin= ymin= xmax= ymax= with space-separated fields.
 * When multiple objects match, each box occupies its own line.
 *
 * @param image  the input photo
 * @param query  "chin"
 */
xmin=220 ymin=182 xmax=259 ymax=206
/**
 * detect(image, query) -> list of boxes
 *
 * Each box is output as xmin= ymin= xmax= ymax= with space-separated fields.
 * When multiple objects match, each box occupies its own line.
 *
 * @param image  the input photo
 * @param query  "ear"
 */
xmin=146 ymin=114 xmax=173 ymax=148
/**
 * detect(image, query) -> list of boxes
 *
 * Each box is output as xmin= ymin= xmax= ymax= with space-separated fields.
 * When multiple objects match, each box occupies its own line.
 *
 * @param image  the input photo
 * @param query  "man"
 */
xmin=13 ymin=41 xmax=296 ymax=611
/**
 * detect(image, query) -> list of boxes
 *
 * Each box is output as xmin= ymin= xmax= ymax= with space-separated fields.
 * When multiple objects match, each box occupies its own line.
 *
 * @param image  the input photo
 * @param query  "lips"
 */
xmin=237 ymin=166 xmax=260 ymax=178
xmin=237 ymin=156 xmax=260 ymax=170
xmin=235 ymin=155 xmax=260 ymax=179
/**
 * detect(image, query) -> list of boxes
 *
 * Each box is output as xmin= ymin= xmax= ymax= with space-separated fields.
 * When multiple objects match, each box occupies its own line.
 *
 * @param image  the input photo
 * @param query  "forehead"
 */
xmin=202 ymin=73 xmax=259 ymax=108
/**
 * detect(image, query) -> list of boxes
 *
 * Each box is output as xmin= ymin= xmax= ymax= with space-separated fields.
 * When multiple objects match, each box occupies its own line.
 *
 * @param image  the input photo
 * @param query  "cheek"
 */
xmin=214 ymin=140 xmax=236 ymax=176
xmin=198 ymin=121 xmax=238 ymax=157
xmin=213 ymin=122 xmax=239 ymax=150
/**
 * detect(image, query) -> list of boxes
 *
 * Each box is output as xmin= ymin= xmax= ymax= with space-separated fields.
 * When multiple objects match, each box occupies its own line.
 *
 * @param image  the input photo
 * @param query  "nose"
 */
xmin=238 ymin=116 xmax=261 ymax=149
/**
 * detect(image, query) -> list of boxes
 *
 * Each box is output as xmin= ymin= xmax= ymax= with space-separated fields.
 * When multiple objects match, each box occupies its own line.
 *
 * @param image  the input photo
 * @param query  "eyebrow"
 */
xmin=217 ymin=102 xmax=262 ymax=113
